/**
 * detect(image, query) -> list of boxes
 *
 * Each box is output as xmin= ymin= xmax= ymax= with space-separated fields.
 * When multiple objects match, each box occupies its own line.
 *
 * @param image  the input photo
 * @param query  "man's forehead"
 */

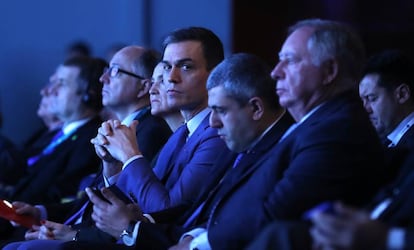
xmin=360 ymin=74 xmax=381 ymax=89
xmin=279 ymin=27 xmax=313 ymax=56
xmin=163 ymin=41 xmax=203 ymax=60
xmin=110 ymin=51 xmax=136 ymax=68
xmin=208 ymin=86 xmax=229 ymax=102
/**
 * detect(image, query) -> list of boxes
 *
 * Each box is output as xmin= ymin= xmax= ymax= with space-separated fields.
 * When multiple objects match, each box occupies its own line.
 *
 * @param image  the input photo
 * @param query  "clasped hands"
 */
xmin=90 ymin=120 xmax=141 ymax=164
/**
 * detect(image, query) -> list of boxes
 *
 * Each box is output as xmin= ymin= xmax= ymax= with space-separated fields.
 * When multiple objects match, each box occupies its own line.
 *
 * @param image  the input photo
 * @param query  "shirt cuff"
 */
xmin=189 ymin=232 xmax=211 ymax=250
xmin=180 ymin=228 xmax=207 ymax=242
xmin=122 ymin=155 xmax=143 ymax=170
xmin=143 ymin=213 xmax=155 ymax=223
xmin=122 ymin=221 xmax=140 ymax=246
xmin=103 ymin=173 xmax=119 ymax=187
xmin=387 ymin=228 xmax=405 ymax=249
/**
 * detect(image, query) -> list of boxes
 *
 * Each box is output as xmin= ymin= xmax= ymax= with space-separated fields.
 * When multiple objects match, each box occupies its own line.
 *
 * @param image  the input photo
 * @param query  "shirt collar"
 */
xmin=387 ymin=111 xmax=414 ymax=147
xmin=122 ymin=107 xmax=150 ymax=126
xmin=246 ymin=110 xmax=286 ymax=152
xmin=186 ymin=108 xmax=210 ymax=137
xmin=299 ymin=103 xmax=324 ymax=125
xmin=63 ymin=117 xmax=92 ymax=135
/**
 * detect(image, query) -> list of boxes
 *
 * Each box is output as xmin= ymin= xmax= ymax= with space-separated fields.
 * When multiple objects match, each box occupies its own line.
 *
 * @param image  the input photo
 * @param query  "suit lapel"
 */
xmin=12 ymin=117 xmax=101 ymax=199
xmin=197 ymin=113 xmax=294 ymax=225
xmin=164 ymin=116 xmax=210 ymax=188
xmin=220 ymin=112 xmax=295 ymax=192
xmin=155 ymin=125 xmax=187 ymax=182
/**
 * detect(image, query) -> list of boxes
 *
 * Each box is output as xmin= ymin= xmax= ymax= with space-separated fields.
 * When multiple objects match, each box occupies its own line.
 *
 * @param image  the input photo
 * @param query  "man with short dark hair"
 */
xmin=306 ymin=50 xmax=414 ymax=250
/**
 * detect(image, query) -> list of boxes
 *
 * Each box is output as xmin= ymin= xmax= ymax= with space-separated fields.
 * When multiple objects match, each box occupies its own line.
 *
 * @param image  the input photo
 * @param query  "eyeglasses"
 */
xmin=104 ymin=65 xmax=145 ymax=80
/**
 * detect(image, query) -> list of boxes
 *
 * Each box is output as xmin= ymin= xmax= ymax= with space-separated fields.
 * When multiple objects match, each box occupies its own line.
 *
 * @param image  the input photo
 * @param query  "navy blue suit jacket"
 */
xmin=129 ymin=112 xmax=295 ymax=250
xmin=56 ymin=92 xmax=388 ymax=250
xmin=200 ymin=91 xmax=386 ymax=249
xmin=56 ymin=111 xmax=294 ymax=250
xmin=369 ymin=126 xmax=414 ymax=227
xmin=8 ymin=116 xmax=102 ymax=204
xmin=116 ymin=113 xmax=230 ymax=213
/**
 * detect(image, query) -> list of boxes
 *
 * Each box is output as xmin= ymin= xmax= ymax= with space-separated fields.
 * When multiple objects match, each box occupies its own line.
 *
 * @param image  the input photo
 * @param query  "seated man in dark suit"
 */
xmin=359 ymin=49 xmax=414 ymax=180
xmin=0 ymin=82 xmax=64 ymax=187
xmin=247 ymin=49 xmax=414 ymax=250
xmin=360 ymin=50 xmax=414 ymax=148
xmin=307 ymin=50 xmax=414 ymax=250
xmin=0 ymin=46 xmax=172 ymax=246
xmin=62 ymin=19 xmax=387 ymax=247
xmin=0 ymin=56 xmax=107 ymax=242
xmin=1 ymin=27 xmax=229 ymax=248
xmin=91 ymin=26 xmax=229 ymax=213
xmin=0 ymin=56 xmax=107 ymax=204
xmin=99 ymin=46 xmax=172 ymax=164
xmin=57 ymin=52 xmax=293 ymax=250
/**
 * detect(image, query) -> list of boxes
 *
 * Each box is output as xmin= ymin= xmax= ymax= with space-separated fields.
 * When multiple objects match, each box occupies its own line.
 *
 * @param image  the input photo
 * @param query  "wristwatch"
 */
xmin=120 ymin=220 xmax=137 ymax=246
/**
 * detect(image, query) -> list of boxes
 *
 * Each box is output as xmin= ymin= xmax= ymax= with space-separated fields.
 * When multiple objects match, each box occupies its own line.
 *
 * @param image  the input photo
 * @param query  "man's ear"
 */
xmin=394 ymin=83 xmax=411 ymax=104
xmin=249 ymin=97 xmax=264 ymax=120
xmin=322 ymin=59 xmax=339 ymax=85
xmin=136 ymin=79 xmax=151 ymax=99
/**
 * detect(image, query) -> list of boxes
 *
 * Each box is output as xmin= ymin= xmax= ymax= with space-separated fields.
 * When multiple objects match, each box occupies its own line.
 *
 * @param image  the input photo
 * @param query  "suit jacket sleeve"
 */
xmin=117 ymin=126 xmax=228 ymax=213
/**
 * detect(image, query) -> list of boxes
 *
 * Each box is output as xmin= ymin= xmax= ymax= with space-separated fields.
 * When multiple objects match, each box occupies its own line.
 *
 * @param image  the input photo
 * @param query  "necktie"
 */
xmin=173 ymin=124 xmax=189 ymax=155
xmin=63 ymin=175 xmax=104 ymax=225
xmin=27 ymin=129 xmax=69 ymax=166
xmin=156 ymin=124 xmax=189 ymax=181
xmin=182 ymin=153 xmax=243 ymax=228
xmin=63 ymin=201 xmax=89 ymax=225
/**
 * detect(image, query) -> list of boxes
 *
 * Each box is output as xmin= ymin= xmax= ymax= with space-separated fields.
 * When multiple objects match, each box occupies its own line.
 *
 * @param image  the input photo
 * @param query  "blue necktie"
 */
xmin=155 ymin=124 xmax=189 ymax=181
xmin=182 ymin=153 xmax=244 ymax=228
xmin=63 ymin=201 xmax=89 ymax=225
xmin=27 ymin=129 xmax=69 ymax=166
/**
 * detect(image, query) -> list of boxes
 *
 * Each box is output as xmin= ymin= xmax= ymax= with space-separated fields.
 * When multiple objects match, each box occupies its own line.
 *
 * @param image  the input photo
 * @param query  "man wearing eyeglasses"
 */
xmin=99 ymin=46 xmax=172 ymax=164
xmin=1 ymin=27 xmax=230 ymax=249
xmin=0 ymin=47 xmax=172 ymax=248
